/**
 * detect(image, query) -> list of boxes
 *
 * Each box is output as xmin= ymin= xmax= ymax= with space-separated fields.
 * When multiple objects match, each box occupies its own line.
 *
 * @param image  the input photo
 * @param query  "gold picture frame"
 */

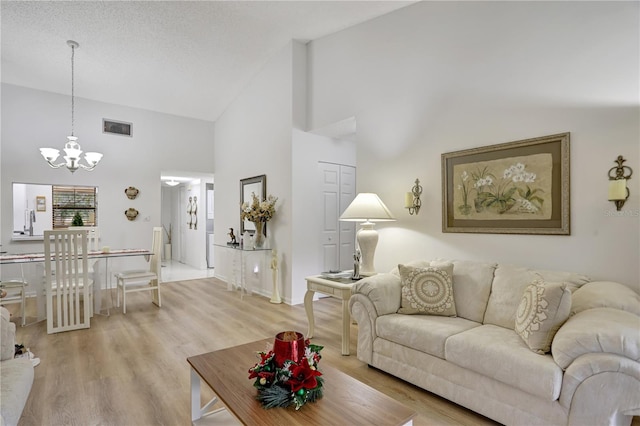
xmin=442 ymin=133 xmax=570 ymax=235
xmin=36 ymin=196 xmax=46 ymax=212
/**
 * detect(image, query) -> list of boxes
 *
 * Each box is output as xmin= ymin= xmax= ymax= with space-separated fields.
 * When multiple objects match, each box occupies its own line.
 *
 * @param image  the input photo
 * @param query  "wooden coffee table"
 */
xmin=187 ymin=339 xmax=416 ymax=425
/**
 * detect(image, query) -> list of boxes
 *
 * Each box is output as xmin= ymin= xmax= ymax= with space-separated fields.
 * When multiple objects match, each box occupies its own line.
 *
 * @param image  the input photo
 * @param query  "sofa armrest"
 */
xmin=1 ymin=307 xmax=16 ymax=361
xmin=0 ymin=358 xmax=34 ymax=426
xmin=552 ymin=307 xmax=640 ymax=369
xmin=348 ymin=273 xmax=401 ymax=365
xmin=559 ymin=353 xmax=640 ymax=425
xmin=351 ymin=273 xmax=402 ymax=316
xmin=571 ymin=281 xmax=640 ymax=316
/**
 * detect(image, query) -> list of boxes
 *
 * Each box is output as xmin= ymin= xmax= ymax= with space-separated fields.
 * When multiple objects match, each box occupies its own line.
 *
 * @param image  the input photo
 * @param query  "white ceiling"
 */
xmin=1 ymin=0 xmax=413 ymax=122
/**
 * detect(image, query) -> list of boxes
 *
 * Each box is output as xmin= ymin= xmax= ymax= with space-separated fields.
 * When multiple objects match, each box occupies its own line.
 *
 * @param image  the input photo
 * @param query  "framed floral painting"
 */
xmin=442 ymin=133 xmax=570 ymax=235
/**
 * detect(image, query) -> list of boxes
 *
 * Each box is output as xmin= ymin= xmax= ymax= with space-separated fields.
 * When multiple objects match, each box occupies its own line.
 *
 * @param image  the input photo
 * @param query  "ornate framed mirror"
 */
xmin=240 ymin=174 xmax=266 ymax=235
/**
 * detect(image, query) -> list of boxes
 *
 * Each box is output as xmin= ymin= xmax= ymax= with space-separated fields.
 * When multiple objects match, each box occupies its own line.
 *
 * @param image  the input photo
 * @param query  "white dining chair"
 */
xmin=68 ymin=226 xmax=100 ymax=252
xmin=68 ymin=226 xmax=100 ymax=309
xmin=115 ymin=227 xmax=162 ymax=314
xmin=44 ymin=229 xmax=92 ymax=334
xmin=0 ymin=264 xmax=27 ymax=327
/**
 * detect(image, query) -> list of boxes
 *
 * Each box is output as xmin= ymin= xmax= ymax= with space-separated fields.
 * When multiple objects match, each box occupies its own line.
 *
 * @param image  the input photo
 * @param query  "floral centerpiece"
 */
xmin=240 ymin=192 xmax=278 ymax=248
xmin=248 ymin=331 xmax=324 ymax=410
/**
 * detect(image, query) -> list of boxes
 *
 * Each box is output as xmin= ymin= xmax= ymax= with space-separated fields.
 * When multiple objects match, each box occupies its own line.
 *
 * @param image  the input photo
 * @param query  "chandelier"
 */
xmin=40 ymin=40 xmax=103 ymax=173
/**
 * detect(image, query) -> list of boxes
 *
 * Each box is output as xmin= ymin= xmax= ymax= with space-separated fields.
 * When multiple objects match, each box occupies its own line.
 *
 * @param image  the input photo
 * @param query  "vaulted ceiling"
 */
xmin=1 ymin=1 xmax=412 ymax=122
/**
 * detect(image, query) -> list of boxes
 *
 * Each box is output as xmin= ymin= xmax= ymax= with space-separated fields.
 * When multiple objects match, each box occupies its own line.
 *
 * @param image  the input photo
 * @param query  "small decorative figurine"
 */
xmin=270 ymin=249 xmax=282 ymax=304
xmin=227 ymin=228 xmax=238 ymax=246
xmin=187 ymin=196 xmax=193 ymax=229
xmin=352 ymin=249 xmax=361 ymax=280
xmin=193 ymin=196 xmax=198 ymax=230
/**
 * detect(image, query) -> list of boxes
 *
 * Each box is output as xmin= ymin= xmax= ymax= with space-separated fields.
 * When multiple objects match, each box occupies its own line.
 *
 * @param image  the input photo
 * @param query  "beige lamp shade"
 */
xmin=339 ymin=193 xmax=396 ymax=222
xmin=340 ymin=193 xmax=395 ymax=276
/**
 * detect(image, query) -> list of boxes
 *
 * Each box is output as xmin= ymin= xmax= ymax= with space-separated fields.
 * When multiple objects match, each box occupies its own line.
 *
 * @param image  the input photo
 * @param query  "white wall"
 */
xmin=291 ymin=129 xmax=356 ymax=304
xmin=213 ymin=42 xmax=294 ymax=299
xmin=212 ymin=40 xmax=360 ymax=304
xmin=1 ymin=84 xmax=215 ymax=274
xmin=307 ymin=2 xmax=640 ymax=289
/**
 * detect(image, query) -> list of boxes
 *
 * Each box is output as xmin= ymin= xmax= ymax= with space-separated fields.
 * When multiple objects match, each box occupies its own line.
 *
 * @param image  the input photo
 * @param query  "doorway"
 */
xmin=160 ymin=171 xmax=213 ymax=271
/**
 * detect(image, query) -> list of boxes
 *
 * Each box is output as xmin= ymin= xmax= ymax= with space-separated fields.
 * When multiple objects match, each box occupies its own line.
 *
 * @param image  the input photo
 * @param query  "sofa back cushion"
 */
xmin=484 ymin=265 xmax=589 ymax=329
xmin=392 ymin=259 xmax=497 ymax=322
xmin=449 ymin=260 xmax=497 ymax=323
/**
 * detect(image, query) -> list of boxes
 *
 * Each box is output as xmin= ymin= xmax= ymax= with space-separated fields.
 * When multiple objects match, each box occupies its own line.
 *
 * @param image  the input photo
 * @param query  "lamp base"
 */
xmin=357 ymin=222 xmax=378 ymax=276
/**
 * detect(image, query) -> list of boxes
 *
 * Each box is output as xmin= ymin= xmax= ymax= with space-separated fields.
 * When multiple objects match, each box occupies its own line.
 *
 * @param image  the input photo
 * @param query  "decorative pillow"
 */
xmin=397 ymin=263 xmax=457 ymax=316
xmin=515 ymin=280 xmax=571 ymax=354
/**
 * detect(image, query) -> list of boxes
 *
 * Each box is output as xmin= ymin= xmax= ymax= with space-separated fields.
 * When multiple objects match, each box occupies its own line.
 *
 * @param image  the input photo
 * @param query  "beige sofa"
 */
xmin=0 ymin=307 xmax=34 ymax=426
xmin=349 ymin=260 xmax=640 ymax=426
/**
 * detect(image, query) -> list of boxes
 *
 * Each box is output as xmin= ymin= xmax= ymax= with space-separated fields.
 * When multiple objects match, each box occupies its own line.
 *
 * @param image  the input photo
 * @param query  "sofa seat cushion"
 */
xmin=0 ymin=358 xmax=34 ymax=426
xmin=376 ymin=314 xmax=479 ymax=359
xmin=445 ymin=324 xmax=563 ymax=401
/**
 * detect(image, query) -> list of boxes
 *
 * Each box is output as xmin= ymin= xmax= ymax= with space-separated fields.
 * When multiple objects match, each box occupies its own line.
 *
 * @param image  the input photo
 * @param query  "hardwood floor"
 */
xmin=6 ymin=278 xmax=632 ymax=426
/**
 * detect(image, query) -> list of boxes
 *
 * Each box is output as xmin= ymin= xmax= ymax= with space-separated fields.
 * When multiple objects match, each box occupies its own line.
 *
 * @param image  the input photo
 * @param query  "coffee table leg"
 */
xmin=190 ymin=367 xmax=227 ymax=424
xmin=304 ymin=289 xmax=315 ymax=338
xmin=191 ymin=368 xmax=202 ymax=422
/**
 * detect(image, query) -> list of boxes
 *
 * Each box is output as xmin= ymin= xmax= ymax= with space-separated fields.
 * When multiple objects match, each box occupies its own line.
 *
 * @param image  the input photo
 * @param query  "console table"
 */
xmin=304 ymin=275 xmax=358 ymax=356
xmin=214 ymin=244 xmax=271 ymax=298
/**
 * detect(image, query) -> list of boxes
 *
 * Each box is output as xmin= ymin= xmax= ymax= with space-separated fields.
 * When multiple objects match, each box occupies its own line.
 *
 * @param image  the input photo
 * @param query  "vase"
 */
xmin=254 ymin=221 xmax=265 ymax=248
xmin=273 ymin=331 xmax=305 ymax=367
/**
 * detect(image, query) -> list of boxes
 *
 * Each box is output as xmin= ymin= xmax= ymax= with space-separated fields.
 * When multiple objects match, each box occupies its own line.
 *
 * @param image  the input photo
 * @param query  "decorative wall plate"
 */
xmin=125 ymin=186 xmax=139 ymax=199
xmin=125 ymin=208 xmax=139 ymax=221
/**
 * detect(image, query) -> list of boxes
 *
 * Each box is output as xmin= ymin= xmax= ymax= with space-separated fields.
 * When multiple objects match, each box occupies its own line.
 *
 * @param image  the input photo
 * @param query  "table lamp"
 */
xmin=339 ymin=193 xmax=396 ymax=276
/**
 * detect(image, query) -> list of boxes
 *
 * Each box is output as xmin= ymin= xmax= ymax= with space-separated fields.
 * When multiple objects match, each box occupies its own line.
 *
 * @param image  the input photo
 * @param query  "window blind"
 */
xmin=52 ymin=185 xmax=98 ymax=228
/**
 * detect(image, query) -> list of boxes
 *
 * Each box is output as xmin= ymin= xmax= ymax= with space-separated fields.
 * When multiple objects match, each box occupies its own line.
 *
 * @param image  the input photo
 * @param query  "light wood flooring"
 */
xmin=6 ymin=278 xmax=632 ymax=426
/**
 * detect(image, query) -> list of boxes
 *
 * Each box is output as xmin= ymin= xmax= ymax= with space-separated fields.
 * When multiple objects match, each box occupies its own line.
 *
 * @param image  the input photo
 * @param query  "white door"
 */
xmin=339 ymin=166 xmax=356 ymax=270
xmin=318 ymin=162 xmax=356 ymax=272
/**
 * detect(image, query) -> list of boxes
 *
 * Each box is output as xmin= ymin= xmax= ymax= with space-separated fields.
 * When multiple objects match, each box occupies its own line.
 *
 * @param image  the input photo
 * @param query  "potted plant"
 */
xmin=163 ymin=224 xmax=172 ymax=261
xmin=71 ymin=212 xmax=84 ymax=226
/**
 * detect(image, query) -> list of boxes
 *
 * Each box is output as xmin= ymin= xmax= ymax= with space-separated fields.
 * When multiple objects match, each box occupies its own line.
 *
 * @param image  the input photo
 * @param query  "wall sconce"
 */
xmin=405 ymin=178 xmax=422 ymax=215
xmin=608 ymin=155 xmax=633 ymax=211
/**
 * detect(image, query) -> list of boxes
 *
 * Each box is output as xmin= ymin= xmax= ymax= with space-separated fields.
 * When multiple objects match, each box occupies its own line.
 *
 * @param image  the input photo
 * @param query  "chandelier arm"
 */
xmin=77 ymin=163 xmax=98 ymax=172
xmin=45 ymin=160 xmax=69 ymax=169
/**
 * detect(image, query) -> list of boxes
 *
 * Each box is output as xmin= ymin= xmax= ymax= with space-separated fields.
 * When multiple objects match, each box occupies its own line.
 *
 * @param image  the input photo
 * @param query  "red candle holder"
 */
xmin=273 ymin=331 xmax=305 ymax=367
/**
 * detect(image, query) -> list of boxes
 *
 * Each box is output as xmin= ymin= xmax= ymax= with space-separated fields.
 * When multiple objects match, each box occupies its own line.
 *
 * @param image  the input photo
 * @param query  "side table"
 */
xmin=304 ymin=275 xmax=358 ymax=356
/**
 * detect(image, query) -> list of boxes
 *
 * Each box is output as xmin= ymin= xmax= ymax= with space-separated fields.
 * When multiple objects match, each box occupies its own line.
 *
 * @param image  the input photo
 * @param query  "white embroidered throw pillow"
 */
xmin=515 ymin=280 xmax=571 ymax=354
xmin=398 ymin=263 xmax=456 ymax=316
